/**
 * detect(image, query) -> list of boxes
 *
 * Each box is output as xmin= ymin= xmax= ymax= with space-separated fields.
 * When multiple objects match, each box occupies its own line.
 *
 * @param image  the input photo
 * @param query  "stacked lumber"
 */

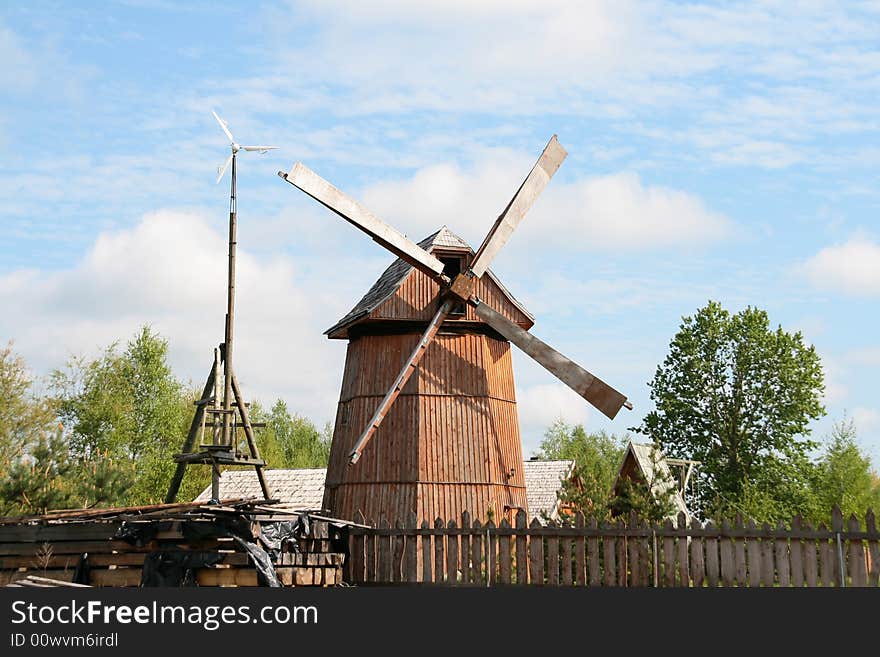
xmin=0 ymin=501 xmax=348 ymax=587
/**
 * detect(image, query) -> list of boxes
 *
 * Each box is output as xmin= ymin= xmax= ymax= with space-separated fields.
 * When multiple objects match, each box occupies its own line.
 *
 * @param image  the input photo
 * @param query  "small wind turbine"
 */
xmin=212 ymin=109 xmax=278 ymax=183
xmin=165 ymin=111 xmax=279 ymax=505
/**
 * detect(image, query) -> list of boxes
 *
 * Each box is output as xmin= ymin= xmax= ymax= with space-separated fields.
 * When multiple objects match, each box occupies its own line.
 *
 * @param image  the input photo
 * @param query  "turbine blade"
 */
xmin=242 ymin=145 xmax=278 ymax=152
xmin=216 ymin=154 xmax=233 ymax=183
xmin=349 ymin=299 xmax=454 ymax=465
xmin=469 ymin=135 xmax=567 ymax=278
xmin=212 ymin=110 xmax=235 ymax=143
xmin=471 ymin=299 xmax=630 ymax=420
xmin=278 ymin=162 xmax=447 ymax=281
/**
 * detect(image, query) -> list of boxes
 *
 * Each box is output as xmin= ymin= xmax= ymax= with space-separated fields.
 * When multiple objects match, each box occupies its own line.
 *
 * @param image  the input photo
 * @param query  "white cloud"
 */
xmin=0 ymin=23 xmax=35 ymax=92
xmin=0 ymin=210 xmax=352 ymax=425
xmin=800 ymin=236 xmax=880 ymax=296
xmin=852 ymin=407 xmax=880 ymax=435
xmin=361 ymin=153 xmax=732 ymax=252
xmin=516 ymin=383 xmax=590 ymax=453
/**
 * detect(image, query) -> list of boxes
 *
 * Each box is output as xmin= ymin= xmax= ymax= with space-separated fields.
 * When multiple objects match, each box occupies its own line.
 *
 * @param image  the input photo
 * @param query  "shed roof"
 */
xmin=523 ymin=459 xmax=575 ymax=522
xmin=325 ymin=226 xmax=533 ymax=339
xmin=194 ymin=468 xmax=327 ymax=511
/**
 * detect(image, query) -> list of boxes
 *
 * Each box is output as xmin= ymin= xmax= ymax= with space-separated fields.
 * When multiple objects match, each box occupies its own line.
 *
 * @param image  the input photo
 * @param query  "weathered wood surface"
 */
xmin=341 ymin=508 xmax=880 ymax=587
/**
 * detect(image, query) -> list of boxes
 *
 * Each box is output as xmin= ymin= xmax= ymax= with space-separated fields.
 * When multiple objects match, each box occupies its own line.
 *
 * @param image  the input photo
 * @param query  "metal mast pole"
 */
xmin=222 ymin=151 xmax=237 ymax=448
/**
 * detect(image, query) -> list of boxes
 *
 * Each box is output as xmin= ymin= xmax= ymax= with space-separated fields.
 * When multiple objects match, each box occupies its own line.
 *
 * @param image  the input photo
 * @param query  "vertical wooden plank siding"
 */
xmin=325 ymin=331 xmax=527 ymax=525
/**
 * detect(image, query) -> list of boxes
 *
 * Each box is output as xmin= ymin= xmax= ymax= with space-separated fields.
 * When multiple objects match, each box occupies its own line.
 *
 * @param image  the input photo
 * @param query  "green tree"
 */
xmin=51 ymin=326 xmax=201 ymax=505
xmin=536 ymin=419 xmax=625 ymax=521
xmin=637 ymin=301 xmax=826 ymax=521
xmin=253 ymin=400 xmax=330 ymax=468
xmin=812 ymin=418 xmax=880 ymax=521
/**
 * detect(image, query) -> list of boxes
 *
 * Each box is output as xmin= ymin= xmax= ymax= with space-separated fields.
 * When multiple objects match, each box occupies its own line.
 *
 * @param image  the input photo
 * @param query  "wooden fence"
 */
xmin=346 ymin=507 xmax=879 ymax=587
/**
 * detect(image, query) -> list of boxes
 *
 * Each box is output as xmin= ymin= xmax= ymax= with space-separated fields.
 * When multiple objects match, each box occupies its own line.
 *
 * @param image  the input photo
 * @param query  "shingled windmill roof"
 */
xmin=325 ymin=226 xmax=533 ymax=338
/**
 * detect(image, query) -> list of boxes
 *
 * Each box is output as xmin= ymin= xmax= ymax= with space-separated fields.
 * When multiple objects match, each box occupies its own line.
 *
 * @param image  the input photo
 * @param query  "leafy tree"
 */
xmin=637 ymin=301 xmax=826 ymax=521
xmin=252 ymin=400 xmax=330 ymax=468
xmin=536 ymin=419 xmax=625 ymax=521
xmin=0 ymin=343 xmax=57 ymax=465
xmin=50 ymin=326 xmax=202 ymax=505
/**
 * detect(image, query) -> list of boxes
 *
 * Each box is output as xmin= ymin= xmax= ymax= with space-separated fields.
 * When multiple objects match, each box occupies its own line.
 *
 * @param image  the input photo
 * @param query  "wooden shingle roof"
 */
xmin=325 ymin=226 xmax=533 ymax=339
xmin=523 ymin=459 xmax=575 ymax=522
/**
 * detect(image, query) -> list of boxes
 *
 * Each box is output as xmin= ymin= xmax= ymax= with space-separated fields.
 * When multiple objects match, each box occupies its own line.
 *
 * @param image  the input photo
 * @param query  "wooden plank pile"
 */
xmin=346 ymin=507 xmax=880 ymax=587
xmin=0 ymin=501 xmax=348 ymax=587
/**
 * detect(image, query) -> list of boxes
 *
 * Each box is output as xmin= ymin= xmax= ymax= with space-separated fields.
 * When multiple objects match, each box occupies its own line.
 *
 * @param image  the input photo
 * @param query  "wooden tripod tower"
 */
xmin=165 ymin=117 xmax=276 ymax=503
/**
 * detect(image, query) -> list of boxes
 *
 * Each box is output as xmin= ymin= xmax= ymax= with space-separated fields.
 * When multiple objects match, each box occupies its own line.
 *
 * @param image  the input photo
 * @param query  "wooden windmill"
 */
xmin=278 ymin=136 xmax=631 ymax=522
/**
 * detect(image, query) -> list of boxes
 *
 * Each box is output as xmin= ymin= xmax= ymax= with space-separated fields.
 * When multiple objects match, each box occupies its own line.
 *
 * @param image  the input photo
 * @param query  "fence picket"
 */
xmin=677 ymin=512 xmax=689 ymax=587
xmin=588 ymin=517 xmax=601 ymax=587
xmin=720 ymin=520 xmax=734 ymax=587
xmin=760 ymin=523 xmax=775 ymax=587
xmin=818 ymin=522 xmax=833 ymax=587
xmin=546 ymin=520 xmax=559 ymax=586
xmin=421 ymin=520 xmax=432 ymax=583
xmin=662 ymin=519 xmax=675 ymax=587
xmin=392 ymin=519 xmax=405 ymax=582
xmin=866 ymin=510 xmax=879 ymax=587
xmin=705 ymin=521 xmax=719 ymax=587
xmin=499 ymin=519 xmax=512 ymax=584
xmin=471 ymin=519 xmax=483 ymax=585
xmin=848 ymin=515 xmax=867 ymax=587
xmin=460 ymin=512 xmax=471 ymax=585
xmin=486 ymin=519 xmax=497 ymax=585
xmin=529 ymin=518 xmax=544 ymax=584
xmin=378 ymin=518 xmax=392 ymax=582
xmin=689 ymin=517 xmax=705 ymax=588
xmin=733 ymin=514 xmax=747 ymax=586
xmin=561 ymin=521 xmax=573 ymax=586
xmin=434 ymin=518 xmax=445 ymax=584
xmin=803 ymin=519 xmax=818 ymax=587
xmin=603 ymin=522 xmax=616 ymax=587
xmin=790 ymin=515 xmax=804 ymax=587
xmin=575 ymin=513 xmax=586 ymax=587
xmin=775 ymin=521 xmax=790 ymax=587
xmin=515 ymin=510 xmax=528 ymax=585
xmin=446 ymin=519 xmax=459 ymax=585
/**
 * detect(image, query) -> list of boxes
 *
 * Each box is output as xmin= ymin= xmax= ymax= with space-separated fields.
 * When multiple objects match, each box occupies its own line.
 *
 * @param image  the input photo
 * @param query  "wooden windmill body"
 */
xmin=280 ymin=135 xmax=632 ymax=524
xmin=324 ymin=227 xmax=534 ymax=522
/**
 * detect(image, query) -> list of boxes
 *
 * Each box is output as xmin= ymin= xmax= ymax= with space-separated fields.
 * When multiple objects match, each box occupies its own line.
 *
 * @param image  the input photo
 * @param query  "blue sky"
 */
xmin=1 ymin=1 xmax=879 ymax=464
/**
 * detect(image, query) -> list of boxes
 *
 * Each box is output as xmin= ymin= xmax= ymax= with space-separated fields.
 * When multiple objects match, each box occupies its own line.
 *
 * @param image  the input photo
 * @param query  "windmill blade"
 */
xmin=349 ymin=299 xmax=454 ymax=465
xmin=242 ymin=145 xmax=278 ymax=153
xmin=216 ymin=154 xmax=233 ymax=184
xmin=212 ymin=110 xmax=235 ymax=143
xmin=469 ymin=135 xmax=567 ymax=278
xmin=279 ymin=163 xmax=448 ymax=282
xmin=471 ymin=299 xmax=631 ymax=420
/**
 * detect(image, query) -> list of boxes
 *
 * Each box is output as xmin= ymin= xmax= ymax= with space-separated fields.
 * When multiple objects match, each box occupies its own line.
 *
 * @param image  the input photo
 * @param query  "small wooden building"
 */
xmin=324 ymin=227 xmax=534 ymax=523
xmin=613 ymin=441 xmax=690 ymax=522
